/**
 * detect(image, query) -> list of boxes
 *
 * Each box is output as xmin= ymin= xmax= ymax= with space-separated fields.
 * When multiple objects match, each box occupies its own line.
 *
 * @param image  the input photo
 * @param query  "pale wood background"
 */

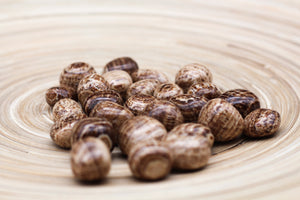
xmin=0 ymin=0 xmax=299 ymax=199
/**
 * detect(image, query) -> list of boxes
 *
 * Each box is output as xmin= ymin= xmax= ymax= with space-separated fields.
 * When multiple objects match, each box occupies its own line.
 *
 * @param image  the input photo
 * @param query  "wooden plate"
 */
xmin=0 ymin=0 xmax=299 ymax=199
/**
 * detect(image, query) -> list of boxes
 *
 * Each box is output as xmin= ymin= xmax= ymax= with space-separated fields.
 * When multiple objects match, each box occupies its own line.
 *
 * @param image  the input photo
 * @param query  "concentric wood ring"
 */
xmin=0 ymin=0 xmax=299 ymax=199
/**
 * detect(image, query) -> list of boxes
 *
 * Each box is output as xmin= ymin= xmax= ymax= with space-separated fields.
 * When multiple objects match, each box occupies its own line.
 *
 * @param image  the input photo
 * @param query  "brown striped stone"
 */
xmin=50 ymin=121 xmax=78 ymax=149
xmin=131 ymin=69 xmax=169 ymax=83
xmin=128 ymin=140 xmax=172 ymax=181
xmin=84 ymin=90 xmax=123 ymax=115
xmin=154 ymin=83 xmax=183 ymax=100
xmin=59 ymin=62 xmax=96 ymax=92
xmin=71 ymin=138 xmax=111 ymax=181
xmin=145 ymin=100 xmax=184 ymax=131
xmin=188 ymin=82 xmax=221 ymax=100
xmin=119 ymin=116 xmax=167 ymax=155
xmin=77 ymin=73 xmax=110 ymax=107
xmin=124 ymin=94 xmax=156 ymax=116
xmin=104 ymin=57 xmax=138 ymax=77
xmin=219 ymin=89 xmax=260 ymax=118
xmin=198 ymin=98 xmax=244 ymax=142
xmin=45 ymin=86 xmax=75 ymax=107
xmin=71 ymin=118 xmax=114 ymax=151
xmin=170 ymin=94 xmax=207 ymax=122
xmin=52 ymin=98 xmax=86 ymax=125
xmin=175 ymin=63 xmax=212 ymax=93
xmin=89 ymin=101 xmax=134 ymax=145
xmin=244 ymin=108 xmax=281 ymax=138
xmin=166 ymin=123 xmax=213 ymax=170
xmin=102 ymin=70 xmax=133 ymax=98
xmin=126 ymin=79 xmax=160 ymax=99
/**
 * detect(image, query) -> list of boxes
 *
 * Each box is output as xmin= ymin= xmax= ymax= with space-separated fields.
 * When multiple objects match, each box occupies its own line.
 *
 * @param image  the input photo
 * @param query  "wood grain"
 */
xmin=0 ymin=0 xmax=299 ymax=199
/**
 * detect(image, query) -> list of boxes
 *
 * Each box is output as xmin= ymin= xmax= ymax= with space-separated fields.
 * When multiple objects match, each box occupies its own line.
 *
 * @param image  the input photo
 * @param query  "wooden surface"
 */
xmin=0 ymin=0 xmax=300 ymax=199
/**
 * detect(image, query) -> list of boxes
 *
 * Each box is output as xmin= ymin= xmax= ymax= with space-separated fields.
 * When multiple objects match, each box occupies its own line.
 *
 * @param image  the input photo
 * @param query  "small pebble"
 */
xmin=244 ymin=108 xmax=281 ymax=138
